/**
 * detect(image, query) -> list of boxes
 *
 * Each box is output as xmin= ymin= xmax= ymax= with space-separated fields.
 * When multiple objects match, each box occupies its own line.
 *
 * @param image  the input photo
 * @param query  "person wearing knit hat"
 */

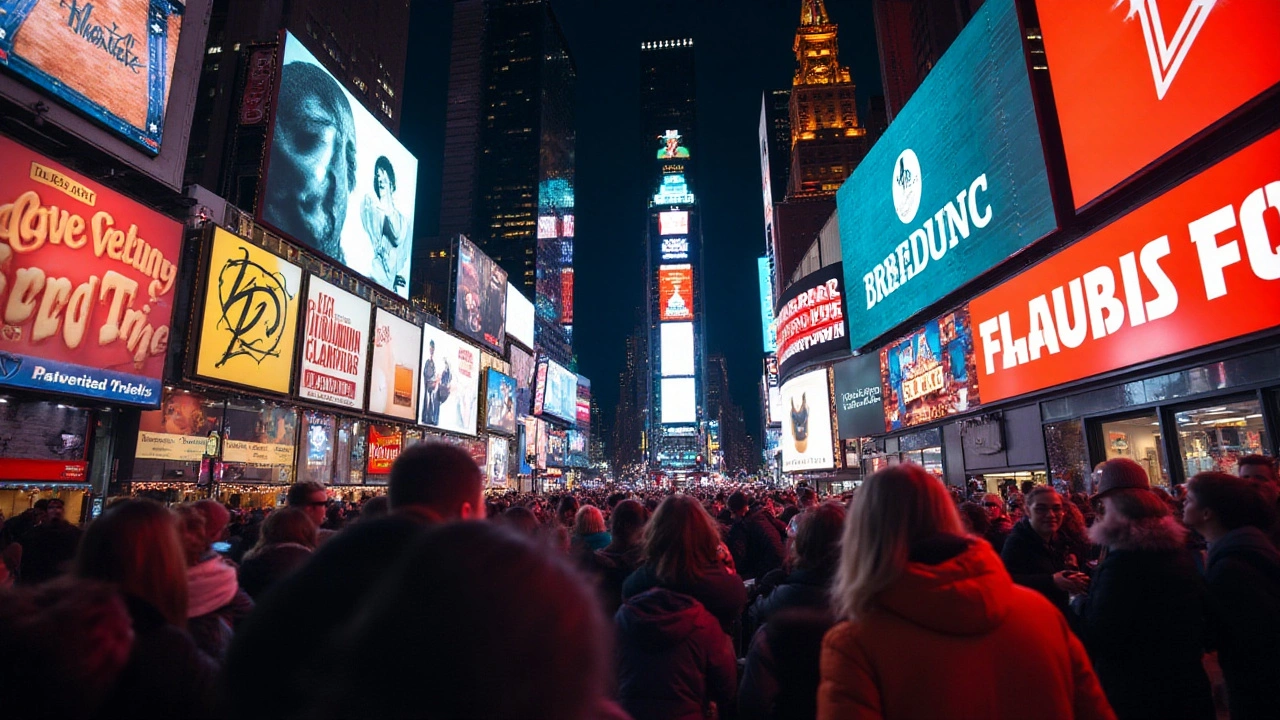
xmin=1090 ymin=458 xmax=1151 ymax=501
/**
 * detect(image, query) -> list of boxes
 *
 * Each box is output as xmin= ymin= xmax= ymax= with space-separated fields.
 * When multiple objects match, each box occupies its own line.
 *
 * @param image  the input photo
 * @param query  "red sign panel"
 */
xmin=969 ymin=128 xmax=1280 ymax=403
xmin=0 ymin=460 xmax=88 ymax=482
xmin=366 ymin=425 xmax=403 ymax=475
xmin=658 ymin=265 xmax=694 ymax=321
xmin=1038 ymin=0 xmax=1280 ymax=208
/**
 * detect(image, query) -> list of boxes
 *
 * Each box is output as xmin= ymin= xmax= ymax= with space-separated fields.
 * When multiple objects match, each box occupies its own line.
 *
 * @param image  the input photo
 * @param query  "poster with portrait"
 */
xmin=657 ymin=129 xmax=691 ymax=159
xmin=419 ymin=325 xmax=480 ymax=436
xmin=258 ymin=31 xmax=417 ymax=297
xmin=484 ymin=368 xmax=517 ymax=436
xmin=367 ymin=309 xmax=421 ymax=420
xmin=509 ymin=345 xmax=535 ymax=416
xmin=880 ymin=307 xmax=981 ymax=431
xmin=298 ymin=277 xmax=371 ymax=409
xmin=487 ymin=435 xmax=509 ymax=489
xmin=136 ymin=389 xmax=224 ymax=462
xmin=780 ymin=368 xmax=835 ymax=473
xmin=452 ymin=236 xmax=507 ymax=352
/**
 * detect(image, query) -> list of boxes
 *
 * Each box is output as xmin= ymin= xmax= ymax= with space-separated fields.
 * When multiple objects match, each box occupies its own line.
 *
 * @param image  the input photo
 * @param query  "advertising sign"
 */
xmin=657 ymin=129 xmax=691 ymax=159
xmin=259 ymin=31 xmax=418 ymax=297
xmin=660 ymin=235 xmax=690 ymax=262
xmin=0 ymin=399 xmax=90 ymax=481
xmin=506 ymin=283 xmax=534 ymax=349
xmin=484 ymin=368 xmax=517 ymax=436
xmin=367 ymin=308 xmax=421 ymax=420
xmin=661 ymin=322 xmax=695 ymax=377
xmin=238 ymin=46 xmax=278 ymax=126
xmin=567 ymin=429 xmax=588 ymax=468
xmin=764 ymin=356 xmax=782 ymax=425
xmin=535 ymin=358 xmax=577 ymax=425
xmin=881 ymin=308 xmax=980 ymax=431
xmin=366 ymin=424 xmax=402 ymax=475
xmin=487 ymin=435 xmax=509 ymax=488
xmin=517 ymin=420 xmax=532 ymax=475
xmin=775 ymin=263 xmax=849 ymax=379
xmin=837 ymin=0 xmax=1056 ymax=350
xmin=1038 ymin=0 xmax=1280 ymax=209
xmin=661 ymin=376 xmax=697 ymax=425
xmin=969 ymin=127 xmax=1280 ymax=404
xmin=195 ymin=229 xmax=302 ymax=395
xmin=759 ymin=257 xmax=777 ymax=353
xmin=547 ymin=427 xmax=566 ymax=467
xmin=420 ymin=325 xmax=480 ymax=436
xmin=509 ymin=345 xmax=534 ymax=416
xmin=833 ymin=353 xmax=885 ymax=439
xmin=298 ymin=277 xmax=370 ymax=409
xmin=659 ymin=211 xmax=688 ymax=236
xmin=0 ymin=137 xmax=182 ymax=405
xmin=222 ymin=404 xmax=296 ymax=470
xmin=453 ymin=236 xmax=507 ymax=351
xmin=781 ymin=367 xmax=834 ymax=472
xmin=576 ymin=376 xmax=591 ymax=428
xmin=0 ymin=0 xmax=185 ymax=154
xmin=136 ymin=389 xmax=223 ymax=461
xmin=658 ymin=264 xmax=695 ymax=321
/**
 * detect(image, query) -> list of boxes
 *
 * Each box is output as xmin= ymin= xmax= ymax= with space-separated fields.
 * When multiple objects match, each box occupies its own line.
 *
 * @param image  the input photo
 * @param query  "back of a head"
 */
xmin=192 ymin=499 xmax=231 ymax=545
xmin=1107 ymin=487 xmax=1170 ymax=522
xmin=317 ymin=522 xmax=608 ymax=720
xmin=574 ymin=505 xmax=606 ymax=535
xmin=609 ymin=499 xmax=648 ymax=544
xmin=793 ymin=502 xmax=846 ymax=575
xmin=501 ymin=506 xmax=540 ymax=537
xmin=260 ymin=507 xmax=319 ymax=548
xmin=287 ymin=481 xmax=326 ymax=507
xmin=174 ymin=505 xmax=209 ymax=566
xmin=958 ymin=502 xmax=991 ymax=535
xmin=558 ymin=495 xmax=580 ymax=517
xmin=75 ymin=499 xmax=189 ymax=627
xmin=388 ymin=442 xmax=483 ymax=518
xmin=797 ymin=486 xmax=817 ymax=508
xmin=728 ymin=491 xmax=749 ymax=514
xmin=1188 ymin=471 xmax=1273 ymax=531
xmin=643 ymin=494 xmax=720 ymax=585
xmin=359 ymin=495 xmax=390 ymax=521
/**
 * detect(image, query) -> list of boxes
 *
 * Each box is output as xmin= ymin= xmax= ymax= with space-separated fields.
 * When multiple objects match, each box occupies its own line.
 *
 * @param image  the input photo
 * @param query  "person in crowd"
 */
xmin=500 ymin=505 xmax=542 ymax=538
xmin=980 ymin=492 xmax=1014 ymax=553
xmin=784 ymin=486 xmax=820 ymax=538
xmin=1001 ymin=485 xmax=1087 ymax=615
xmin=726 ymin=490 xmax=787 ymax=581
xmin=358 ymin=494 xmax=390 ymax=522
xmin=321 ymin=503 xmax=347 ymax=532
xmin=191 ymin=499 xmax=232 ymax=550
xmin=558 ymin=495 xmax=581 ymax=528
xmin=1060 ymin=496 xmax=1096 ymax=565
xmin=237 ymin=507 xmax=318 ymax=600
xmin=224 ymin=442 xmax=486 ymax=719
xmin=957 ymin=501 xmax=991 ymax=541
xmin=1237 ymin=454 xmax=1278 ymax=487
xmin=573 ymin=505 xmax=612 ymax=553
xmin=226 ymin=508 xmax=265 ymax=564
xmin=16 ymin=497 xmax=82 ymax=585
xmin=1182 ymin=471 xmax=1280 ymax=720
xmin=588 ymin=499 xmax=648 ymax=618
xmin=748 ymin=502 xmax=845 ymax=631
xmin=74 ymin=499 xmax=218 ymax=718
xmin=1073 ymin=458 xmax=1213 ymax=720
xmin=622 ymin=494 xmax=747 ymax=636
xmin=818 ymin=463 xmax=1114 ymax=719
xmin=175 ymin=505 xmax=253 ymax=660
xmin=287 ymin=481 xmax=335 ymax=543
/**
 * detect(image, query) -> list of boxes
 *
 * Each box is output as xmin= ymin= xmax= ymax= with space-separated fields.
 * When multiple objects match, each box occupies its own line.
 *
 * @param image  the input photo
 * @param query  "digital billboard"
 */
xmin=484 ymin=368 xmax=517 ymax=436
xmin=576 ymin=376 xmax=591 ymax=429
xmin=833 ymin=353 xmax=885 ymax=439
xmin=453 ymin=236 xmax=507 ymax=351
xmin=136 ymin=389 xmax=223 ymax=461
xmin=657 ymin=129 xmax=691 ymax=159
xmin=420 ymin=325 xmax=480 ymax=436
xmin=195 ymin=228 xmax=302 ymax=395
xmin=298 ymin=277 xmax=370 ymax=409
xmin=659 ymin=264 xmax=695 ymax=321
xmin=567 ymin=429 xmax=588 ymax=468
xmin=487 ymin=435 xmax=509 ymax=488
xmin=547 ymin=428 xmax=567 ymax=467
xmin=660 ymin=323 xmax=695 ymax=377
xmin=970 ymin=127 xmax=1280 ymax=404
xmin=534 ymin=358 xmax=577 ymax=425
xmin=506 ymin=283 xmax=534 ymax=349
xmin=759 ymin=257 xmax=777 ymax=353
xmin=659 ymin=211 xmax=689 ymax=236
xmin=509 ymin=345 xmax=535 ymax=416
xmin=0 ymin=0 xmax=185 ymax=154
xmin=837 ymin=0 xmax=1056 ymax=350
xmin=0 ymin=137 xmax=182 ymax=405
xmin=781 ymin=368 xmax=834 ymax=472
xmin=259 ymin=31 xmax=418 ymax=298
xmin=366 ymin=424 xmax=402 ymax=475
xmin=660 ymin=236 xmax=690 ymax=262
xmin=880 ymin=307 xmax=980 ymax=431
xmin=1038 ymin=0 xmax=1280 ymax=209
xmin=764 ymin=356 xmax=783 ymax=425
xmin=775 ymin=264 xmax=849 ymax=379
xmin=368 ymin=308 xmax=421 ymax=420
xmin=661 ymin=377 xmax=697 ymax=425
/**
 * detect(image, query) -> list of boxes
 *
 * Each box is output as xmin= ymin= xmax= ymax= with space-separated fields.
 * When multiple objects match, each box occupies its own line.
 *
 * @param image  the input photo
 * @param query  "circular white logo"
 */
xmin=891 ymin=148 xmax=922 ymax=224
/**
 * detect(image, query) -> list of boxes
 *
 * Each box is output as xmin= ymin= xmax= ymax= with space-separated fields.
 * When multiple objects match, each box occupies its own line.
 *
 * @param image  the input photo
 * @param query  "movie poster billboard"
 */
xmin=534 ymin=358 xmax=576 ymax=425
xmin=509 ymin=345 xmax=534 ymax=416
xmin=366 ymin=424 xmax=402 ymax=475
xmin=780 ymin=367 xmax=835 ymax=472
xmin=547 ymin=427 xmax=567 ymax=467
xmin=880 ymin=307 xmax=980 ymax=431
xmin=657 ymin=129 xmax=691 ymax=159
xmin=0 ymin=137 xmax=183 ymax=405
xmin=658 ymin=264 xmax=695 ymax=321
xmin=221 ymin=402 xmax=297 ymax=483
xmin=194 ymin=228 xmax=302 ymax=395
xmin=453 ymin=236 xmax=507 ymax=351
xmin=367 ymin=308 xmax=421 ymax=420
xmin=485 ymin=368 xmax=517 ymax=436
xmin=487 ymin=435 xmax=509 ymax=488
xmin=506 ymin=282 xmax=535 ymax=349
xmin=136 ymin=389 xmax=223 ymax=462
xmin=258 ymin=31 xmax=417 ymax=298
xmin=420 ymin=325 xmax=480 ymax=436
xmin=298 ymin=277 xmax=370 ymax=409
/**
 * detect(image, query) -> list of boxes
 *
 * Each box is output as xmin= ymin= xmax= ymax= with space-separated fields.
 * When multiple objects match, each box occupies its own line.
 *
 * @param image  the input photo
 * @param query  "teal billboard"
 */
xmin=837 ymin=0 xmax=1056 ymax=350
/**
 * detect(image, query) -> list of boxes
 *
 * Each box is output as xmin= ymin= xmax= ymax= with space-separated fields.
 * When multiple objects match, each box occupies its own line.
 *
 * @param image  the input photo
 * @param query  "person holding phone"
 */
xmin=1000 ymin=485 xmax=1087 ymax=615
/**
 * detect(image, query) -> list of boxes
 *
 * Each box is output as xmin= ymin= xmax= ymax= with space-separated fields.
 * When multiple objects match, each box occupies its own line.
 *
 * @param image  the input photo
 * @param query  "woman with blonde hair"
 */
xmin=819 ymin=464 xmax=1114 ymax=719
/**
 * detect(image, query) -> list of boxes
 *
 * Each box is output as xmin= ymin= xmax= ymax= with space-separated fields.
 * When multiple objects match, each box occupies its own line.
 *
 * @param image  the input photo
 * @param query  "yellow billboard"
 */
xmin=195 ymin=228 xmax=303 ymax=394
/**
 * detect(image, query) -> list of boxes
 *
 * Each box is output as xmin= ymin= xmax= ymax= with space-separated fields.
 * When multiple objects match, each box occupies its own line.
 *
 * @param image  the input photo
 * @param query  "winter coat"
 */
xmin=1000 ymin=518 xmax=1073 ymax=614
xmin=1073 ymin=516 xmax=1213 ymax=720
xmin=587 ymin=544 xmax=643 ymax=618
xmin=186 ymin=553 xmax=254 ymax=659
xmin=745 ymin=565 xmax=832 ymax=642
xmin=574 ymin=530 xmax=612 ymax=553
xmin=237 ymin=542 xmax=314 ymax=600
xmin=99 ymin=595 xmax=219 ymax=719
xmin=1204 ymin=526 xmax=1280 ymax=720
xmin=615 ymin=588 xmax=737 ymax=720
xmin=739 ymin=607 xmax=834 ymax=720
xmin=16 ymin=519 xmax=82 ymax=585
xmin=819 ymin=535 xmax=1115 ymax=720
xmin=622 ymin=563 xmax=747 ymax=636
xmin=726 ymin=508 xmax=788 ymax=580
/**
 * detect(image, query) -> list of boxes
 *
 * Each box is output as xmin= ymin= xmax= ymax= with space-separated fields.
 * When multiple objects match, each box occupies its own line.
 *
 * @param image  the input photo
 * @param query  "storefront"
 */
xmin=0 ymin=394 xmax=97 ymax=522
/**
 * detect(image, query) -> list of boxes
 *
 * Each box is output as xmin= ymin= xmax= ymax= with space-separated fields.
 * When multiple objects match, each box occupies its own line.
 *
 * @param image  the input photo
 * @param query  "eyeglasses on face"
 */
xmin=1031 ymin=505 xmax=1064 ymax=514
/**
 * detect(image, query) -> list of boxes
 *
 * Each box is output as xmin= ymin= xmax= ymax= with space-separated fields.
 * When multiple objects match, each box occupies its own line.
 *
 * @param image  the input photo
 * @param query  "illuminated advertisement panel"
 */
xmin=661 ymin=236 xmax=690 ymax=261
xmin=136 ymin=389 xmax=223 ymax=461
xmin=775 ymin=263 xmax=849 ymax=378
xmin=576 ymin=375 xmax=591 ymax=427
xmin=419 ymin=324 xmax=480 ymax=436
xmin=367 ymin=309 xmax=421 ymax=420
xmin=658 ymin=264 xmax=695 ymax=321
xmin=1038 ymin=0 xmax=1280 ymax=208
xmin=0 ymin=0 xmax=185 ymax=154
xmin=837 ymin=0 xmax=1056 ymax=350
xmin=660 ymin=323 xmax=696 ymax=377
xmin=509 ymin=345 xmax=534 ymax=416
xmin=452 ymin=236 xmax=507 ymax=351
xmin=547 ymin=428 xmax=567 ymax=467
xmin=560 ymin=267 xmax=574 ymax=325
xmin=487 ymin=435 xmax=509 ymax=488
xmin=970 ymin=127 xmax=1280 ymax=404
xmin=0 ymin=137 xmax=182 ymax=405
xmin=484 ymin=368 xmax=517 ymax=436
xmin=506 ymin=283 xmax=534 ymax=349
xmin=765 ymin=356 xmax=783 ymax=425
xmin=657 ymin=129 xmax=691 ymax=159
xmin=833 ymin=353 xmax=885 ymax=439
xmin=366 ymin=424 xmax=402 ymax=475
xmin=880 ymin=307 xmax=980 ymax=431
xmin=659 ymin=211 xmax=689 ymax=236
xmin=259 ymin=32 xmax=418 ymax=298
xmin=780 ymin=367 xmax=834 ymax=472
xmin=759 ymin=256 xmax=777 ymax=353
xmin=567 ymin=430 xmax=588 ymax=468
xmin=661 ymin=377 xmax=697 ymax=425
xmin=537 ymin=216 xmax=558 ymax=239
xmin=298 ymin=277 xmax=370 ymax=409
xmin=535 ymin=358 xmax=577 ymax=425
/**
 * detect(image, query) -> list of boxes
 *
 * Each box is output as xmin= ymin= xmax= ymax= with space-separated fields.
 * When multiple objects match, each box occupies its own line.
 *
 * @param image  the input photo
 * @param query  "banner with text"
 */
xmin=880 ymin=307 xmax=980 ymax=431
xmin=775 ymin=263 xmax=849 ymax=379
xmin=298 ymin=276 xmax=370 ymax=409
xmin=833 ymin=353 xmax=885 ymax=439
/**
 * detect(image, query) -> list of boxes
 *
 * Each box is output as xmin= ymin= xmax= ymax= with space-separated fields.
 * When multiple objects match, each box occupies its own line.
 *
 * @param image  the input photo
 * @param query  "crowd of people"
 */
xmin=1 ymin=446 xmax=1277 ymax=719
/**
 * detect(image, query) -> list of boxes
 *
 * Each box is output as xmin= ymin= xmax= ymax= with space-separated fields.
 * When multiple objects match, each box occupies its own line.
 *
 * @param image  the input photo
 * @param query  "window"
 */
xmin=1175 ymin=397 xmax=1270 ymax=478
xmin=1098 ymin=413 xmax=1169 ymax=488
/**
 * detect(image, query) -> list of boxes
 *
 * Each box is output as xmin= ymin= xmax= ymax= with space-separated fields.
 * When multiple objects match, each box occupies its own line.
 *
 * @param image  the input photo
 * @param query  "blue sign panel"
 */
xmin=0 ymin=354 xmax=161 ymax=405
xmin=758 ymin=256 xmax=777 ymax=354
xmin=837 ymin=0 xmax=1056 ymax=350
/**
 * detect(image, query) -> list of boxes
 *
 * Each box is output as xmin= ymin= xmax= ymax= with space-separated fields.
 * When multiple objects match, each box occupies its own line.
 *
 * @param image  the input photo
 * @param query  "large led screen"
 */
xmin=259 ymin=31 xmax=418 ymax=298
xmin=661 ymin=377 xmax=697 ymax=425
xmin=0 ymin=0 xmax=185 ymax=154
xmin=775 ymin=263 xmax=850 ymax=378
xmin=0 ymin=137 xmax=182 ymax=405
xmin=453 ymin=236 xmax=507 ymax=351
xmin=660 ymin=323 xmax=695 ymax=377
xmin=880 ymin=307 xmax=980 ymax=431
xmin=659 ymin=210 xmax=688 ymax=236
xmin=298 ymin=277 xmax=370 ymax=410
xmin=534 ymin=359 xmax=577 ymax=425
xmin=367 ymin=308 xmax=421 ymax=420
xmin=836 ymin=0 xmax=1056 ymax=350
xmin=506 ymin=283 xmax=535 ymax=349
xmin=487 ymin=435 xmax=509 ymax=488
xmin=765 ymin=356 xmax=783 ymax=425
xmin=658 ymin=264 xmax=695 ymax=321
xmin=420 ymin=325 xmax=480 ymax=435
xmin=833 ymin=353 xmax=885 ymax=439
xmin=484 ymin=368 xmax=517 ymax=436
xmin=759 ymin=256 xmax=777 ymax=353
xmin=780 ymin=368 xmax=834 ymax=472
xmin=657 ymin=129 xmax=691 ymax=159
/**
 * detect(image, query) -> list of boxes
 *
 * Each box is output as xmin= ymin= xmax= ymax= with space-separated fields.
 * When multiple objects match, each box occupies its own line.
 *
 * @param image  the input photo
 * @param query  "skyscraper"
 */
xmin=872 ymin=0 xmax=984 ymax=120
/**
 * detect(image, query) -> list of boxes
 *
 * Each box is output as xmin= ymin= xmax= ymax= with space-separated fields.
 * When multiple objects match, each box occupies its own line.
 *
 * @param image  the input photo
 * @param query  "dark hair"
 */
xmin=1188 ymin=472 xmax=1274 ymax=531
xmin=558 ymin=495 xmax=580 ymax=516
xmin=793 ymin=502 xmax=845 ymax=575
xmin=958 ymin=502 xmax=991 ymax=535
xmin=277 ymin=61 xmax=356 ymax=191
xmin=259 ymin=507 xmax=318 ymax=549
xmin=642 ymin=495 xmax=722 ymax=585
xmin=287 ymin=482 xmax=326 ymax=507
xmin=75 ymin=500 xmax=188 ymax=628
xmin=372 ymin=156 xmax=396 ymax=197
xmin=797 ymin=487 xmax=817 ymax=507
xmin=728 ymin=491 xmax=749 ymax=513
xmin=388 ymin=442 xmax=482 ymax=517
xmin=359 ymin=495 xmax=390 ymax=520
xmin=501 ymin=506 xmax=540 ymax=536
xmin=1238 ymin=454 xmax=1276 ymax=470
xmin=609 ymin=499 xmax=648 ymax=545
xmin=1024 ymin=485 xmax=1059 ymax=509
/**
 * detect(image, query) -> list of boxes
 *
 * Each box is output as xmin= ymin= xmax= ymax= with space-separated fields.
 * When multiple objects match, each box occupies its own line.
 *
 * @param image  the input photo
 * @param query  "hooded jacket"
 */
xmin=819 ymin=536 xmax=1114 ymax=720
xmin=622 ymin=562 xmax=747 ymax=636
xmin=615 ymin=588 xmax=737 ymax=720
xmin=1204 ymin=526 xmax=1280 ymax=720
xmin=1000 ymin=517 xmax=1073 ymax=614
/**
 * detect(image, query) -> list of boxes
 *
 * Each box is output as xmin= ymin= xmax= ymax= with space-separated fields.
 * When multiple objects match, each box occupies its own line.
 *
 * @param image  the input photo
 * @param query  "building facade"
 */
xmin=872 ymin=0 xmax=984 ymax=120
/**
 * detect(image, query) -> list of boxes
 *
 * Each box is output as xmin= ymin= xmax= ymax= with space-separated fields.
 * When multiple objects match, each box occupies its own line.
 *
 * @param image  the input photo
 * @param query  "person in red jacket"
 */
xmin=818 ymin=463 xmax=1114 ymax=720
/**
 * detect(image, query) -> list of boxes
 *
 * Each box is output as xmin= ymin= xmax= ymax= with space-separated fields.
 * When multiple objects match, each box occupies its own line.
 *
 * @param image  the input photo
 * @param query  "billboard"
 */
xmin=366 ymin=424 xmax=402 ymax=475
xmin=420 ymin=324 xmax=480 ymax=436
xmin=660 ymin=322 xmax=695 ymax=377
xmin=775 ymin=263 xmax=849 ymax=379
xmin=547 ymin=427 xmax=566 ymax=467
xmin=661 ymin=377 xmax=697 ymax=425
xmin=534 ymin=358 xmax=576 ymax=425
xmin=367 ymin=308 xmax=421 ymax=420
xmin=506 ymin=283 xmax=534 ymax=349
xmin=660 ymin=235 xmax=690 ymax=262
xmin=833 ymin=353 xmax=885 ymax=439
xmin=759 ymin=257 xmax=777 ymax=353
xmin=765 ymin=356 xmax=783 ymax=425
xmin=781 ymin=367 xmax=834 ymax=472
xmin=484 ymin=368 xmax=517 ymax=436
xmin=659 ymin=210 xmax=688 ymax=236
xmin=1038 ymin=0 xmax=1280 ymax=209
xmin=509 ymin=345 xmax=534 ymax=416
xmin=881 ymin=307 xmax=980 ymax=431
xmin=453 ymin=236 xmax=507 ymax=351
xmin=837 ymin=0 xmax=1056 ymax=350
xmin=658 ymin=264 xmax=695 ymax=321
xmin=970 ymin=127 xmax=1280 ymax=404
xmin=195 ymin=228 xmax=302 ymax=395
xmin=567 ymin=429 xmax=588 ymax=468
xmin=258 ymin=31 xmax=418 ymax=297
xmin=0 ymin=137 xmax=182 ymax=405
xmin=576 ymin=376 xmax=591 ymax=428
xmin=487 ymin=435 xmax=509 ymax=488
xmin=657 ymin=129 xmax=691 ymax=159
xmin=298 ymin=277 xmax=370 ymax=409
xmin=136 ymin=389 xmax=223 ymax=461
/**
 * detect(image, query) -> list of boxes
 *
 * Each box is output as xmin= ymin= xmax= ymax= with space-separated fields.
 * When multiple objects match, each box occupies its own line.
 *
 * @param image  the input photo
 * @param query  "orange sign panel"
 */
xmin=658 ymin=265 xmax=694 ymax=321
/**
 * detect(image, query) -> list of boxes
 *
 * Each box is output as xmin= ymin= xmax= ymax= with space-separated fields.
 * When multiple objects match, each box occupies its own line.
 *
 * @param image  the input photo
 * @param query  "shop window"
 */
xmin=298 ymin=412 xmax=336 ymax=485
xmin=1098 ymin=414 xmax=1169 ymax=488
xmin=221 ymin=401 xmax=297 ymax=485
xmin=1045 ymin=419 xmax=1089 ymax=493
xmin=334 ymin=418 xmax=365 ymax=485
xmin=1175 ymin=398 xmax=1270 ymax=478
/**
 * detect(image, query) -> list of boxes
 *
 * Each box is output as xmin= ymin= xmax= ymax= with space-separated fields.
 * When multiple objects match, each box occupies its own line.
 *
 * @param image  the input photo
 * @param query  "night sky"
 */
xmin=401 ymin=0 xmax=882 ymax=454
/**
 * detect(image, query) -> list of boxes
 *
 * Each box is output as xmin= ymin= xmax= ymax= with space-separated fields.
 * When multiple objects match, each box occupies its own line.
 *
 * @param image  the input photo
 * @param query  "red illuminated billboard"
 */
xmin=658 ymin=265 xmax=695 ymax=321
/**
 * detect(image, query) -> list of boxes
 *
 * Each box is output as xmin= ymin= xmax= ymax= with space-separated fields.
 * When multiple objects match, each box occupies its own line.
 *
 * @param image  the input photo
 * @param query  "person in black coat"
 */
xmin=1000 ymin=486 xmax=1088 ymax=615
xmin=236 ymin=506 xmax=318 ymax=600
xmin=1183 ymin=471 xmax=1280 ymax=720
xmin=746 ymin=501 xmax=844 ymax=634
xmin=725 ymin=491 xmax=787 ymax=580
xmin=584 ymin=499 xmax=647 ymax=618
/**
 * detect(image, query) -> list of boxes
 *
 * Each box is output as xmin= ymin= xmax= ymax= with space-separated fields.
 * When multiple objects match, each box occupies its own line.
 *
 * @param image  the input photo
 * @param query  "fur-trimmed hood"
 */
xmin=1088 ymin=513 xmax=1186 ymax=551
